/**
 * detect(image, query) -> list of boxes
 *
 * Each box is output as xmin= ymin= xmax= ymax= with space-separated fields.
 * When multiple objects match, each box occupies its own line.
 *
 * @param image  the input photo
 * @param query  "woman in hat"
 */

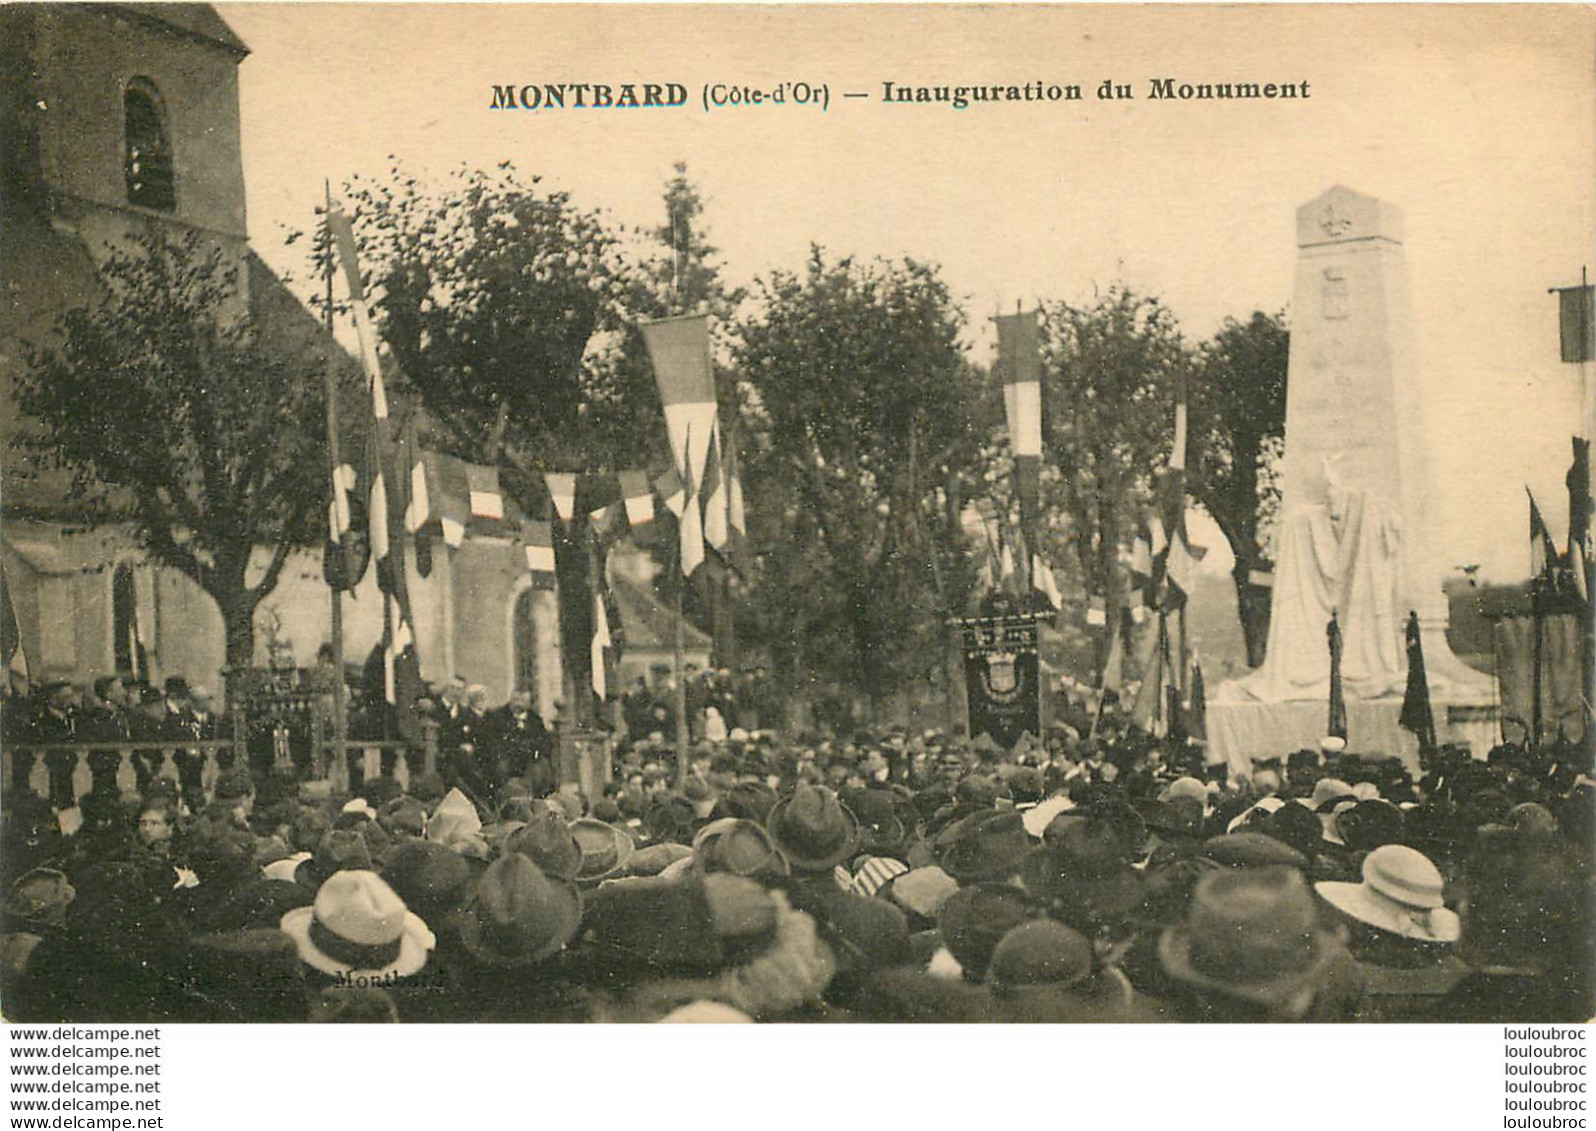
xmin=1314 ymin=844 xmax=1465 ymax=1021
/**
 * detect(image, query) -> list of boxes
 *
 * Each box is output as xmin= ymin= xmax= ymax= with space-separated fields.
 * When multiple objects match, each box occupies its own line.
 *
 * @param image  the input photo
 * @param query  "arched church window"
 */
xmin=513 ymin=588 xmax=539 ymax=694
xmin=111 ymin=563 xmax=146 ymax=677
xmin=124 ymin=78 xmax=175 ymax=211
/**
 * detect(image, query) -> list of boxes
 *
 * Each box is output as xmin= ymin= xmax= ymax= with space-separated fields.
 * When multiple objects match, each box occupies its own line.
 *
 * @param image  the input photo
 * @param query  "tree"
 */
xmin=646 ymin=161 xmax=747 ymax=321
xmin=1187 ymin=310 xmax=1288 ymax=667
xmin=18 ymin=229 xmax=331 ymax=670
xmin=339 ymin=162 xmax=641 ymax=469
xmin=336 ymin=162 xmax=645 ymax=712
xmin=1039 ymin=285 xmax=1189 ymax=680
xmin=734 ymin=248 xmax=981 ymax=713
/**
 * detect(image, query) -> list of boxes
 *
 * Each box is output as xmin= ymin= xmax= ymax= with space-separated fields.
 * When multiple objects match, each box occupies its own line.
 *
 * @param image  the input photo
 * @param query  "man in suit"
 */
xmin=32 ymin=681 xmax=81 ymax=811
xmin=81 ymin=676 xmax=132 ymax=797
xmin=127 ymin=684 xmax=180 ymax=794
xmin=444 ymin=684 xmax=495 ymax=808
xmin=485 ymin=689 xmax=557 ymax=799
xmin=166 ymin=676 xmax=212 ymax=814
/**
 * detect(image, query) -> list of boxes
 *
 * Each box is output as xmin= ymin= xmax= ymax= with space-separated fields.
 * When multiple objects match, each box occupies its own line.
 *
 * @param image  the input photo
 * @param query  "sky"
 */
xmin=223 ymin=3 xmax=1595 ymax=584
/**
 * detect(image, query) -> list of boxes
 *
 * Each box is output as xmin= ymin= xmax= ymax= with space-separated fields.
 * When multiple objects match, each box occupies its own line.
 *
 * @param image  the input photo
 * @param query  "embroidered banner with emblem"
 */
xmin=959 ymin=614 xmax=1042 ymax=749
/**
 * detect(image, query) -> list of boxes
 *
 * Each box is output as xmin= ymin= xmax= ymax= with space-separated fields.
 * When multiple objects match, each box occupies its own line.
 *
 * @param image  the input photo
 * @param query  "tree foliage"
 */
xmin=735 ymin=248 xmax=981 ymax=709
xmin=337 ymin=161 xmax=646 ymax=472
xmin=1187 ymin=310 xmax=1288 ymax=666
xmin=645 ymin=161 xmax=748 ymax=322
xmin=18 ymin=228 xmax=330 ymax=667
xmin=1040 ymin=285 xmax=1187 ymax=674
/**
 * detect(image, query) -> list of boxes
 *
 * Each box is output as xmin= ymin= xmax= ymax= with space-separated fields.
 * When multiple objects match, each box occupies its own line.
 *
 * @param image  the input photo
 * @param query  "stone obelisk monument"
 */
xmin=1211 ymin=186 xmax=1492 ymax=776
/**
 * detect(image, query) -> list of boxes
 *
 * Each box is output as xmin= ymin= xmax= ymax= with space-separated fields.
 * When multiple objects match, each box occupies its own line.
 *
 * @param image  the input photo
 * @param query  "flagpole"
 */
xmin=1088 ymin=612 xmax=1118 ymax=742
xmin=1580 ymin=266 xmax=1594 ymax=751
xmin=665 ymin=219 xmax=694 ymax=789
xmin=1531 ymin=572 xmax=1544 ymax=753
xmin=673 ymin=525 xmax=690 ymax=790
xmin=322 ymin=182 xmax=348 ymax=788
xmin=1581 ymin=265 xmax=1592 ymax=446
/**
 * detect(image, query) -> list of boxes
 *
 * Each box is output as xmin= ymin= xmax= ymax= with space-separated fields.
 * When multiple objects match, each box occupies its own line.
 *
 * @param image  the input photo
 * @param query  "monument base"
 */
xmin=1207 ymin=693 xmax=1497 ymax=783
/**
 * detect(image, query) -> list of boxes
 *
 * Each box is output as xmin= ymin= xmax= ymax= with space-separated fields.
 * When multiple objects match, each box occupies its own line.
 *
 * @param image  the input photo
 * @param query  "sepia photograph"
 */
xmin=0 ymin=0 xmax=1592 ymax=1058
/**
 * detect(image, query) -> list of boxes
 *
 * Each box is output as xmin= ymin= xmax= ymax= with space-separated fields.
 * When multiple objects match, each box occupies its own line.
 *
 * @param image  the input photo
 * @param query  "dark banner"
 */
xmin=961 ymin=615 xmax=1041 ymax=749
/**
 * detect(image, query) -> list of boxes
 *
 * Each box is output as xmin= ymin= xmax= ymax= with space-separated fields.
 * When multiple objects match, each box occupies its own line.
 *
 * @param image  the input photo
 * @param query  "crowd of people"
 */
xmin=618 ymin=664 xmax=784 ymax=743
xmin=1 ymin=676 xmax=1591 ymax=1023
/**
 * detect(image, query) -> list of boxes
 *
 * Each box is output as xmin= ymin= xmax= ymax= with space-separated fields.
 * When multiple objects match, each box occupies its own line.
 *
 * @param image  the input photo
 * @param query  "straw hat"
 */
xmin=280 ymin=870 xmax=434 ymax=980
xmin=692 ymin=818 xmax=789 ymax=881
xmin=569 ymin=818 xmax=636 ymax=884
xmin=1314 ymin=844 xmax=1460 ymax=943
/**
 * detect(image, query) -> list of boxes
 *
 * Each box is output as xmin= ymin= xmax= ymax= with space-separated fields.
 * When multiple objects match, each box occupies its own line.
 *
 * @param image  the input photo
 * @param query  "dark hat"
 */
xmin=1054 ymin=800 xmax=1147 ymax=860
xmin=213 ymin=768 xmax=255 ymax=802
xmin=913 ymin=785 xmax=953 ymax=822
xmin=310 ymin=986 xmax=399 ymax=1023
xmin=988 ymin=918 xmax=1094 ymax=994
xmin=1335 ymin=799 xmax=1405 ymax=853
xmin=715 ymin=781 xmax=779 ymax=824
xmin=409 ymin=772 xmax=448 ymax=805
xmin=502 ymin=807 xmax=584 ymax=882
xmin=693 ymin=818 xmax=789 ymax=881
xmin=67 ymin=857 xmax=174 ymax=940
xmin=817 ymin=890 xmax=911 ymax=973
xmin=643 ymin=793 xmax=698 ymax=846
xmin=178 ymin=928 xmax=307 ymax=1023
xmin=360 ymin=777 xmax=404 ymax=808
xmin=1018 ymin=819 xmax=1145 ymax=931
xmin=765 ymin=785 xmax=861 ymax=872
xmin=1200 ymin=832 xmax=1309 ymax=871
xmin=456 ymin=854 xmax=582 ymax=968
xmin=1287 ymin=748 xmax=1321 ymax=772
xmin=628 ymin=842 xmax=694 ymax=877
xmin=290 ymin=807 xmax=333 ymax=854
xmin=1135 ymin=797 xmax=1204 ymax=839
xmin=939 ymin=810 xmax=1036 ymax=882
xmin=1158 ymin=866 xmax=1339 ymax=1008
xmin=380 ymin=839 xmax=473 ymax=925
xmin=1002 ymin=767 xmax=1044 ymax=805
xmin=954 ymin=775 xmax=1002 ymax=810
xmin=354 ymin=819 xmax=392 ymax=865
xmin=186 ymin=826 xmax=258 ymax=890
xmin=839 ymin=788 xmax=909 ymax=856
xmin=216 ymin=878 xmax=313 ymax=930
xmin=1259 ymin=802 xmax=1326 ymax=860
xmin=296 ymin=829 xmax=374 ymax=890
xmin=498 ymin=797 xmax=539 ymax=825
xmin=569 ymin=818 xmax=636 ymax=884
xmin=6 ymin=868 xmax=75 ymax=931
xmin=937 ymin=883 xmax=1043 ymax=980
xmin=377 ymin=797 xmax=429 ymax=840
xmin=251 ymin=766 xmax=295 ymax=807
xmin=162 ymin=676 xmax=190 ymax=698
xmin=1507 ymin=802 xmax=1558 ymax=839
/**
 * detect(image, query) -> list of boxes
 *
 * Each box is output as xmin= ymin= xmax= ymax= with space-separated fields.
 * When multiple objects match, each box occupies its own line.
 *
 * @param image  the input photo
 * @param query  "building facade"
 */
xmin=1 ymin=4 xmax=567 ymax=720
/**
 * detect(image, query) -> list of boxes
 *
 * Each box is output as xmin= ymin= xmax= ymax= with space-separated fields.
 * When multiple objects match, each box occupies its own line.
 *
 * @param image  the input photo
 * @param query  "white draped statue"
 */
xmin=1234 ymin=457 xmax=1406 ymax=702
